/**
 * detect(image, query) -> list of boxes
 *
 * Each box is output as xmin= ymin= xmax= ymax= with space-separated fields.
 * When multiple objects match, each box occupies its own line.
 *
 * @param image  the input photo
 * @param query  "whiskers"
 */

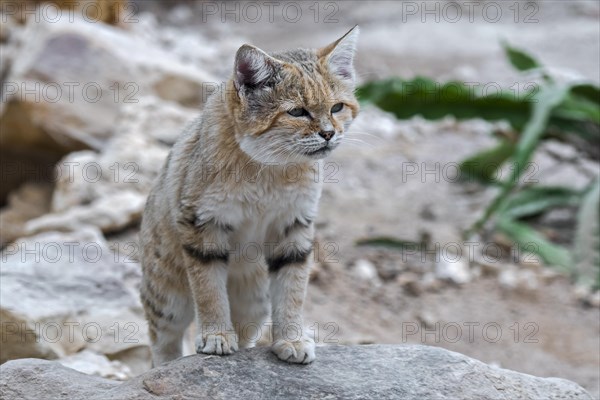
xmin=339 ymin=129 xmax=381 ymax=149
xmin=242 ymin=128 xmax=379 ymax=171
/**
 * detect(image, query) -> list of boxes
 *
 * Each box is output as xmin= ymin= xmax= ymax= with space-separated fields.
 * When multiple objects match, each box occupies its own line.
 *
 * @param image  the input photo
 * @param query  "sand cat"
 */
xmin=140 ymin=26 xmax=359 ymax=365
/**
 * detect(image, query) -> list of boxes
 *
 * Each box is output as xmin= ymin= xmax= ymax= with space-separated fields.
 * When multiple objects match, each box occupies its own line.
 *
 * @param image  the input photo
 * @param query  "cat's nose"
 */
xmin=319 ymin=131 xmax=335 ymax=141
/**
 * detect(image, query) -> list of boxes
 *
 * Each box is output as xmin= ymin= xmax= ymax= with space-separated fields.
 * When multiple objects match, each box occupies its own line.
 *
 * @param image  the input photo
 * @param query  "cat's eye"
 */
xmin=331 ymin=103 xmax=344 ymax=113
xmin=288 ymin=108 xmax=310 ymax=117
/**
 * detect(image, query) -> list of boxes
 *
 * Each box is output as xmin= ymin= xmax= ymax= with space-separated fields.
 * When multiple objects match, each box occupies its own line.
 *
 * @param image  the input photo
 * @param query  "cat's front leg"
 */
xmin=180 ymin=216 xmax=238 ymax=355
xmin=267 ymin=219 xmax=316 ymax=364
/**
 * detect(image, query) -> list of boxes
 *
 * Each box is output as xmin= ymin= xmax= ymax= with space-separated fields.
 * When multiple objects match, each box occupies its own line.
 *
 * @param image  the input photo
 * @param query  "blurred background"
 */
xmin=0 ymin=0 xmax=598 ymax=396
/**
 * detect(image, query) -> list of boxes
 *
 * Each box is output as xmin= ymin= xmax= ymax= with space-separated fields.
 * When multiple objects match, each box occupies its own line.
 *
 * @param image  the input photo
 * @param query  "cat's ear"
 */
xmin=234 ymin=44 xmax=281 ymax=91
xmin=318 ymin=26 xmax=359 ymax=83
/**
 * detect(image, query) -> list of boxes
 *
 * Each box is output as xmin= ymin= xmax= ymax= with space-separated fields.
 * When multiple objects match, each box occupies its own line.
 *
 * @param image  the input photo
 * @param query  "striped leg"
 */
xmin=267 ymin=219 xmax=316 ymax=364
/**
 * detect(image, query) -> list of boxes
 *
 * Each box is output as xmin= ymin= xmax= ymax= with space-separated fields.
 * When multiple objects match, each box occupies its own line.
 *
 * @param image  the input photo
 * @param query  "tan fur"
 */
xmin=140 ymin=27 xmax=360 ymax=366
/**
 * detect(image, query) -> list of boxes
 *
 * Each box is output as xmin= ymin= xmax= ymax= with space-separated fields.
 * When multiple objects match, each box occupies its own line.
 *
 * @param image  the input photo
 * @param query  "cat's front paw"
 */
xmin=272 ymin=336 xmax=315 ymax=364
xmin=196 ymin=331 xmax=238 ymax=355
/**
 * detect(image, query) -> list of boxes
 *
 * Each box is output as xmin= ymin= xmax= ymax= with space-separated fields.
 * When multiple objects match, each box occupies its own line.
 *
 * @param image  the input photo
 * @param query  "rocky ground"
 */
xmin=1 ymin=0 xmax=599 ymax=398
xmin=0 ymin=345 xmax=593 ymax=399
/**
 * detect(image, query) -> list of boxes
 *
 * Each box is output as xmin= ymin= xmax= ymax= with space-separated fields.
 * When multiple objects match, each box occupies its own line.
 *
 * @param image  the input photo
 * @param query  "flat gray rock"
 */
xmin=0 ymin=345 xmax=592 ymax=400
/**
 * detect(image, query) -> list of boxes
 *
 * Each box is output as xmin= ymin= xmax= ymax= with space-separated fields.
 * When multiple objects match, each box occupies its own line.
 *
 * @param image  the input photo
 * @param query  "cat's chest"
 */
xmin=203 ymin=174 xmax=321 ymax=243
xmin=224 ymin=179 xmax=319 ymax=219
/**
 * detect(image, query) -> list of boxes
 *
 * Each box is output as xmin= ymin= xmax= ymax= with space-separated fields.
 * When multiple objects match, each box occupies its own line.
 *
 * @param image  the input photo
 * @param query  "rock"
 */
xmin=23 ymin=190 xmax=146 ymax=236
xmin=371 ymin=250 xmax=407 ymax=280
xmin=0 ymin=228 xmax=148 ymax=365
xmin=542 ymin=140 xmax=579 ymax=162
xmin=588 ymin=291 xmax=600 ymax=308
xmin=115 ymin=96 xmax=197 ymax=146
xmin=0 ymin=143 xmax=61 ymax=207
xmin=416 ymin=311 xmax=438 ymax=329
xmin=1 ymin=16 xmax=214 ymax=154
xmin=499 ymin=265 xmax=540 ymax=294
xmin=0 ymin=12 xmax=16 ymax=43
xmin=435 ymin=256 xmax=471 ymax=284
xmin=8 ymin=96 xmax=195 ymax=238
xmin=574 ymin=286 xmax=600 ymax=308
xmin=0 ymin=182 xmax=52 ymax=247
xmin=351 ymin=259 xmax=381 ymax=285
xmin=498 ymin=267 xmax=518 ymax=289
xmin=58 ymin=350 xmax=133 ymax=381
xmin=472 ymin=254 xmax=502 ymax=277
xmin=396 ymin=271 xmax=440 ymax=296
xmin=0 ymin=345 xmax=593 ymax=399
xmin=420 ymin=272 xmax=442 ymax=292
xmin=7 ymin=0 xmax=127 ymax=26
xmin=132 ymin=11 xmax=244 ymax=79
xmin=540 ymin=268 xmax=565 ymax=285
xmin=397 ymin=272 xmax=422 ymax=296
xmin=49 ymin=97 xmax=191 ymax=213
xmin=106 ymin=345 xmax=152 ymax=377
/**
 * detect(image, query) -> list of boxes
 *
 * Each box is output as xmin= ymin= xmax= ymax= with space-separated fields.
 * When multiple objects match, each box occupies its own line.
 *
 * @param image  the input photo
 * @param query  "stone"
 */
xmin=542 ymin=140 xmax=579 ymax=162
xmin=105 ymin=345 xmax=152 ymax=378
xmin=420 ymin=272 xmax=442 ymax=292
xmin=3 ymin=96 xmax=194 ymax=240
xmin=1 ymin=15 xmax=214 ymax=154
xmin=48 ymin=97 xmax=191 ymax=213
xmin=115 ymin=96 xmax=197 ymax=146
xmin=0 ymin=12 xmax=16 ymax=43
xmin=397 ymin=272 xmax=422 ymax=296
xmin=499 ymin=266 xmax=540 ymax=294
xmin=574 ymin=286 xmax=600 ymax=308
xmin=6 ymin=1 xmax=127 ymax=26
xmin=23 ymin=190 xmax=147 ymax=236
xmin=435 ymin=256 xmax=471 ymax=284
xmin=473 ymin=254 xmax=502 ymax=277
xmin=0 ymin=345 xmax=593 ymax=399
xmin=0 ymin=228 xmax=148 ymax=365
xmin=58 ymin=350 xmax=133 ymax=381
xmin=0 ymin=182 xmax=52 ymax=247
xmin=351 ymin=259 xmax=380 ymax=285
xmin=588 ymin=291 xmax=600 ymax=308
xmin=416 ymin=311 xmax=438 ymax=329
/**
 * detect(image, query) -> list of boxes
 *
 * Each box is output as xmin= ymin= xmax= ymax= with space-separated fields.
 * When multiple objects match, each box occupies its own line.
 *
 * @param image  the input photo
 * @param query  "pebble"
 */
xmin=435 ymin=257 xmax=471 ymax=284
xmin=397 ymin=272 xmax=422 ymax=296
xmin=352 ymin=259 xmax=381 ymax=286
xmin=499 ymin=267 xmax=539 ymax=293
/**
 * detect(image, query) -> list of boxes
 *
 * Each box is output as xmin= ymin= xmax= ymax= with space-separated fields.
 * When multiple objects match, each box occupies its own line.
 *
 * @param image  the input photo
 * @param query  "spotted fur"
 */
xmin=140 ymin=27 xmax=359 ymax=366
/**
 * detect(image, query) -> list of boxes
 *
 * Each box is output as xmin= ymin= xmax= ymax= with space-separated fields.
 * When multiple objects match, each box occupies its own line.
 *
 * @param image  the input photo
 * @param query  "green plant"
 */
xmin=357 ymin=43 xmax=600 ymax=287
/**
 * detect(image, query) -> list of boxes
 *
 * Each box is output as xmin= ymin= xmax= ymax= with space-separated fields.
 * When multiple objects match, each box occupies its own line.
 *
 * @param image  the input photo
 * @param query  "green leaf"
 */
xmin=574 ymin=179 xmax=600 ymax=288
xmin=498 ymin=218 xmax=572 ymax=271
xmin=357 ymin=77 xmax=534 ymax=130
xmin=569 ymin=84 xmax=600 ymax=107
xmin=358 ymin=78 xmax=599 ymax=141
xmin=500 ymin=187 xmax=582 ymax=219
xmin=469 ymin=83 xmax=569 ymax=233
xmin=459 ymin=141 xmax=516 ymax=184
xmin=502 ymin=42 xmax=541 ymax=71
xmin=548 ymin=84 xmax=600 ymax=142
xmin=553 ymin=92 xmax=600 ymax=125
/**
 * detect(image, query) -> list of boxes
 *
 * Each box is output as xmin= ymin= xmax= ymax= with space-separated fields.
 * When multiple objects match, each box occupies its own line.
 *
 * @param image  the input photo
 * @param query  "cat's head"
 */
xmin=230 ymin=27 xmax=360 ymax=164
